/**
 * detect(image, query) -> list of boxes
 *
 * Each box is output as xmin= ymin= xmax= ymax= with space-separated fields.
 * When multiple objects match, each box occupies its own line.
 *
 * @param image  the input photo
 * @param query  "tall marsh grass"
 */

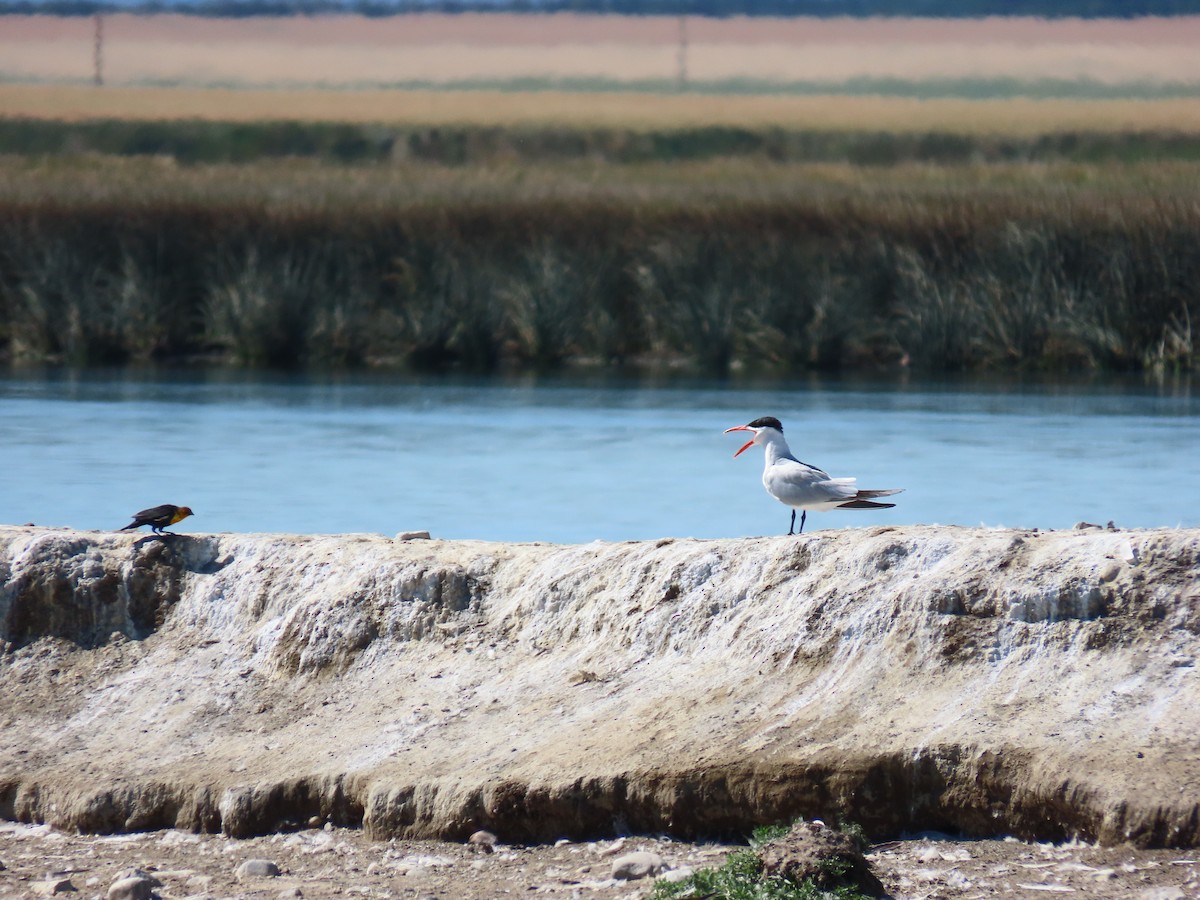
xmin=6 ymin=118 xmax=1200 ymax=166
xmin=1 ymin=158 xmax=1197 ymax=375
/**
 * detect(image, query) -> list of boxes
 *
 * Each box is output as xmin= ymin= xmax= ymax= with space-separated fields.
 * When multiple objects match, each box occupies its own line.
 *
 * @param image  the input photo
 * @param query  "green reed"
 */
xmin=0 ymin=156 xmax=1197 ymax=374
xmin=5 ymin=119 xmax=1200 ymax=166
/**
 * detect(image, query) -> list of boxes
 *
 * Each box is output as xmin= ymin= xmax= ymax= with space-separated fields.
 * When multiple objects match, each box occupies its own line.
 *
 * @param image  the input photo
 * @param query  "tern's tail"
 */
xmin=837 ymin=487 xmax=903 ymax=510
xmin=837 ymin=499 xmax=896 ymax=510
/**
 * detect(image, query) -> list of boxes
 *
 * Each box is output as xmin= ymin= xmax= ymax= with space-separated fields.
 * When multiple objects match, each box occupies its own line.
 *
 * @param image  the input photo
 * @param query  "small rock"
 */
xmin=468 ymin=830 xmax=497 ymax=853
xmin=659 ymin=867 xmax=693 ymax=883
xmin=1138 ymin=888 xmax=1187 ymax=900
xmin=277 ymin=888 xmax=304 ymax=899
xmin=236 ymin=859 xmax=282 ymax=878
xmin=32 ymin=879 xmax=76 ymax=896
xmin=106 ymin=876 xmax=156 ymax=900
xmin=307 ymin=816 xmax=324 ymax=828
xmin=610 ymin=851 xmax=667 ymax=880
xmin=397 ymin=854 xmax=455 ymax=869
xmin=598 ymin=839 xmax=627 ymax=856
xmin=114 ymin=869 xmax=162 ymax=886
xmin=396 ymin=531 xmax=432 ymax=541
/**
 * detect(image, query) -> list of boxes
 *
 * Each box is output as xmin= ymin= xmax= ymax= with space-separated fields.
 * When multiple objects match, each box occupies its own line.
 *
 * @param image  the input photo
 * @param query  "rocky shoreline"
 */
xmin=1 ymin=524 xmax=1198 ymax=853
xmin=3 ymin=822 xmax=1199 ymax=899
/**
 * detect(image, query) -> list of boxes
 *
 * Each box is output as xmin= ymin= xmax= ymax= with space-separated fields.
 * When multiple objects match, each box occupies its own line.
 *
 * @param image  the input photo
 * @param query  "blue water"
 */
xmin=1 ymin=369 xmax=1197 ymax=543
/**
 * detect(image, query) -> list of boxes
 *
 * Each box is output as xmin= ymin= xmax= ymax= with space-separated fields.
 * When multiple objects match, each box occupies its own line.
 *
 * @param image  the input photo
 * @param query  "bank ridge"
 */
xmin=1 ymin=524 xmax=1197 ymax=846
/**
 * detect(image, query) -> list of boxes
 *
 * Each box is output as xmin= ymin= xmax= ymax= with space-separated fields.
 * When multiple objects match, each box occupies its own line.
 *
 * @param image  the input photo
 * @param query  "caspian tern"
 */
xmin=724 ymin=416 xmax=902 ymax=535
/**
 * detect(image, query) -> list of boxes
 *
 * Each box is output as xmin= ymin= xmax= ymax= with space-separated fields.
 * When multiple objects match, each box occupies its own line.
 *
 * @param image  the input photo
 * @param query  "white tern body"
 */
xmin=724 ymin=416 xmax=902 ymax=534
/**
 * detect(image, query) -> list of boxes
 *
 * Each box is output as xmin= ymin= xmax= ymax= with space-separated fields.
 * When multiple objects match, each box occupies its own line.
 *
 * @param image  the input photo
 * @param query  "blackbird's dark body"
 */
xmin=121 ymin=504 xmax=194 ymax=535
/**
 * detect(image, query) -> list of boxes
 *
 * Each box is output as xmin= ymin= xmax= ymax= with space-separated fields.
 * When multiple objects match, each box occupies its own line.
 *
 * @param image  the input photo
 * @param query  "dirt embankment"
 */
xmin=1 ymin=524 xmax=1198 ymax=849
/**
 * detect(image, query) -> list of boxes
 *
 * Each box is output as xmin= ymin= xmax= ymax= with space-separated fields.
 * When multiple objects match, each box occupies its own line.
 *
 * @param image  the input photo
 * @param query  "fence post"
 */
xmin=677 ymin=15 xmax=688 ymax=91
xmin=93 ymin=13 xmax=104 ymax=86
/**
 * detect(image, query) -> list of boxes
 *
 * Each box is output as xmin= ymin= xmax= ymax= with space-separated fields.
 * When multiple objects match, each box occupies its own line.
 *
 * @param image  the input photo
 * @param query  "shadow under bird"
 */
xmin=724 ymin=416 xmax=902 ymax=535
xmin=120 ymin=504 xmax=194 ymax=535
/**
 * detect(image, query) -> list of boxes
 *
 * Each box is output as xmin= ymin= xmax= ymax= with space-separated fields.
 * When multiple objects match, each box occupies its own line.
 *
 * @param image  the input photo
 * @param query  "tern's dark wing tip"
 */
xmin=837 ymin=499 xmax=897 ymax=510
xmin=855 ymin=488 xmax=903 ymax=499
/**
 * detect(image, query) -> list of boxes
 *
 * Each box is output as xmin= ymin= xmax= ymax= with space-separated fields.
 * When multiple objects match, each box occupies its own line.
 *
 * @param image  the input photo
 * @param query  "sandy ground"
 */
xmin=2 ymin=13 xmax=1200 ymax=88
xmin=3 ymin=527 xmax=1199 ymax=856
xmin=2 ymin=822 xmax=1199 ymax=899
xmin=3 ymin=527 xmax=1199 ymax=900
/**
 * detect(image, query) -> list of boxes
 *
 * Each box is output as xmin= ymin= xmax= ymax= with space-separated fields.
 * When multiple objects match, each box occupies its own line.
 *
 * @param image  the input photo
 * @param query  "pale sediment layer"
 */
xmin=0 ymin=524 xmax=1196 ymax=846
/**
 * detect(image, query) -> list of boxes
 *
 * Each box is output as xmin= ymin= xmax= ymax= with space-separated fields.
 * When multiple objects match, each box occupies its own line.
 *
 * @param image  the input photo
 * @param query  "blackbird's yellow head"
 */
xmin=171 ymin=506 xmax=195 ymax=524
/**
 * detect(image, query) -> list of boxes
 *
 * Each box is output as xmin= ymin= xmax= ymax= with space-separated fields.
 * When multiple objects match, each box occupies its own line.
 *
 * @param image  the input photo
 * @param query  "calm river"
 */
xmin=1 ymin=369 xmax=1196 ymax=543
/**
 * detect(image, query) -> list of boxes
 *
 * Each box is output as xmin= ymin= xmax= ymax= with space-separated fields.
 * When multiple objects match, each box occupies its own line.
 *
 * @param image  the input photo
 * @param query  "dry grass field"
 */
xmin=2 ymin=14 xmax=1198 ymax=375
xmin=4 ymin=14 xmax=1200 ymax=132
xmin=3 ymin=13 xmax=1200 ymax=92
xmin=5 ymin=83 xmax=1200 ymax=134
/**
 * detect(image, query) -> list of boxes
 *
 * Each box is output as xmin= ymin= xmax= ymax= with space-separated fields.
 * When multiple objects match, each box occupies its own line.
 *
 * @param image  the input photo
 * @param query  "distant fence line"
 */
xmin=6 ymin=1 xmax=1200 ymax=19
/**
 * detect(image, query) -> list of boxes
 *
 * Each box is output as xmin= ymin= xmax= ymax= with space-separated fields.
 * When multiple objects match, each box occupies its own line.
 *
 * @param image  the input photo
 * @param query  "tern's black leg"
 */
xmin=798 ymin=510 xmax=807 ymax=535
xmin=788 ymin=510 xmax=796 ymax=536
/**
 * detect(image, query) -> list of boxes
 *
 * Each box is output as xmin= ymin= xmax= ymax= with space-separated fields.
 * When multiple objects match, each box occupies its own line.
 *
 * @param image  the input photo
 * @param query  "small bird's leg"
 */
xmin=798 ymin=510 xmax=807 ymax=535
xmin=788 ymin=509 xmax=796 ymax=536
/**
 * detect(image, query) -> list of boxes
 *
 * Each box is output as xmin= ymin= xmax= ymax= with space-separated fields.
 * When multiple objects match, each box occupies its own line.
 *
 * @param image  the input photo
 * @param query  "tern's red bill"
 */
xmin=723 ymin=424 xmax=756 ymax=458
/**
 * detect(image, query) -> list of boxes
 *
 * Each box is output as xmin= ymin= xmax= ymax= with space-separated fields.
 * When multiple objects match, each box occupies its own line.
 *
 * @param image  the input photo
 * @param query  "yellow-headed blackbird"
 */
xmin=121 ymin=504 xmax=194 ymax=535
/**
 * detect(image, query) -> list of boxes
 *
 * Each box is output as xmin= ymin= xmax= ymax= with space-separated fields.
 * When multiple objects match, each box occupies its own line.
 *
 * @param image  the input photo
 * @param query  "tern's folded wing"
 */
xmin=815 ymin=476 xmax=861 ymax=501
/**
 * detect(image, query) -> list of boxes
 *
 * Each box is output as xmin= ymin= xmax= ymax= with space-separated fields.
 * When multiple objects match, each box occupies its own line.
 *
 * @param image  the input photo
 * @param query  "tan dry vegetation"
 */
xmin=3 ymin=154 xmax=1198 ymax=206
xmin=6 ymin=83 xmax=1200 ymax=134
xmin=3 ymin=13 xmax=1200 ymax=88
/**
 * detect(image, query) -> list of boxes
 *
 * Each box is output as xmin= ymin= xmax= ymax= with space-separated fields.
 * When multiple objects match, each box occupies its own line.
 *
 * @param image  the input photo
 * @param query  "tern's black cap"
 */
xmin=747 ymin=416 xmax=783 ymax=431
